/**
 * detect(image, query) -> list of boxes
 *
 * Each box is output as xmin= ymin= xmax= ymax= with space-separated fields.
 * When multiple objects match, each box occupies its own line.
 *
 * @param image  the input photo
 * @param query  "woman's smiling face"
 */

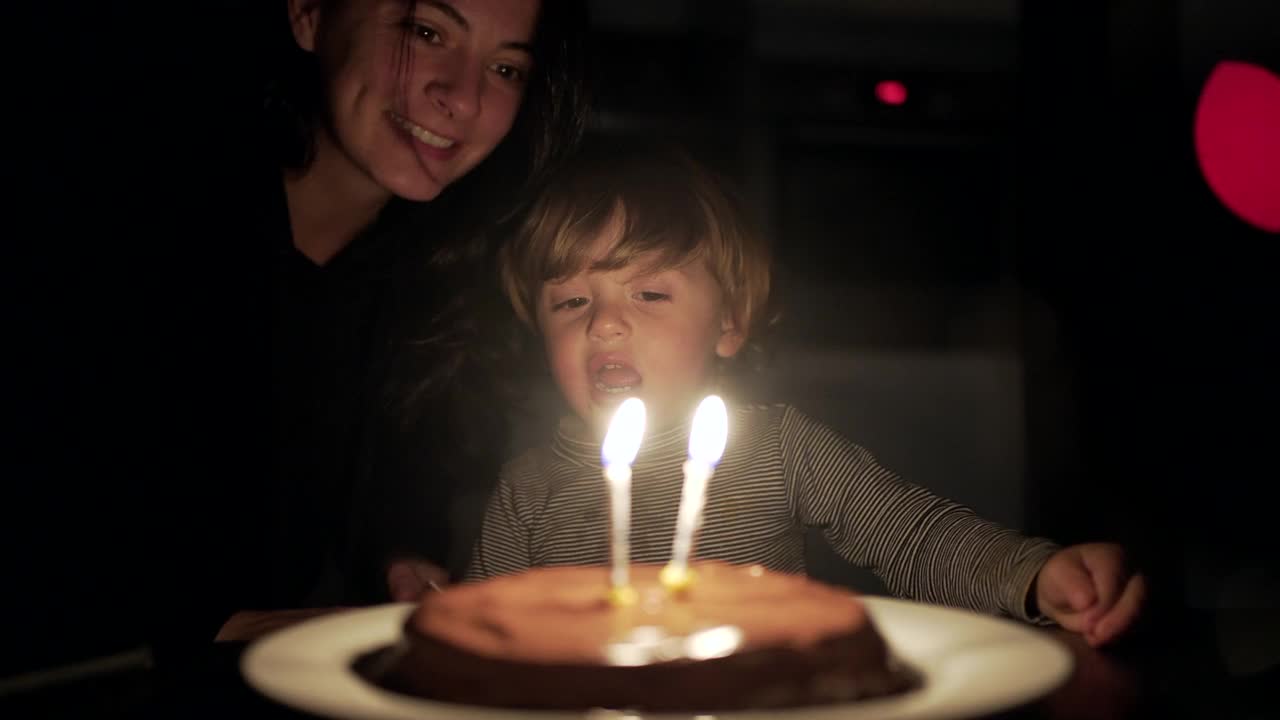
xmin=291 ymin=0 xmax=539 ymax=201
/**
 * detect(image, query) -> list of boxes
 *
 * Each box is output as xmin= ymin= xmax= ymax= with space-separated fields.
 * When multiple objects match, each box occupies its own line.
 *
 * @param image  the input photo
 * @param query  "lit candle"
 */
xmin=602 ymin=397 xmax=646 ymax=605
xmin=661 ymin=395 xmax=729 ymax=592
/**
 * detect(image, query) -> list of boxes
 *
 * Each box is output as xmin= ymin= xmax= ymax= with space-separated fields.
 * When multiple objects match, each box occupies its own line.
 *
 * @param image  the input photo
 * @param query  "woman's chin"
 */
xmin=385 ymin=175 xmax=446 ymax=203
xmin=375 ymin=157 xmax=451 ymax=202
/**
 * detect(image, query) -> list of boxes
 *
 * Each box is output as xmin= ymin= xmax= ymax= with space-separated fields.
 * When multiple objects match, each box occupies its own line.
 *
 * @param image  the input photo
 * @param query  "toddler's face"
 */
xmin=535 ymin=216 xmax=745 ymax=436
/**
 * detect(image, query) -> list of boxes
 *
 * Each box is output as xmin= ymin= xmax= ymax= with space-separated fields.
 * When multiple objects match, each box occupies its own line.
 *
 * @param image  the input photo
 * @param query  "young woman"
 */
xmin=140 ymin=0 xmax=591 ymax=648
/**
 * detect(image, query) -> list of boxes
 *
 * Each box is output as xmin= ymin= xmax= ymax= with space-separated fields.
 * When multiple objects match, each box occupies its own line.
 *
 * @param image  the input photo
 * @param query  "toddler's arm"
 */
xmin=782 ymin=405 xmax=1057 ymax=620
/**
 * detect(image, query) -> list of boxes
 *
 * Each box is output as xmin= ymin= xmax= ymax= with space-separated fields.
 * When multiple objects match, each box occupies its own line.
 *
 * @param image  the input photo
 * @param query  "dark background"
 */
xmin=571 ymin=0 xmax=1280 ymax=614
xmin=4 ymin=0 xmax=1278 ymax=697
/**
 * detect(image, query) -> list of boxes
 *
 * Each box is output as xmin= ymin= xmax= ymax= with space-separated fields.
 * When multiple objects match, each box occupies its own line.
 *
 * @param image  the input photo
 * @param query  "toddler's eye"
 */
xmin=552 ymin=297 xmax=589 ymax=311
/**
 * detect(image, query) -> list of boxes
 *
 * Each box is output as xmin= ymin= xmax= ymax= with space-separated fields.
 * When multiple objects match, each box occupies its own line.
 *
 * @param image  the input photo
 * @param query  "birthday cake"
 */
xmin=369 ymin=561 xmax=918 ymax=712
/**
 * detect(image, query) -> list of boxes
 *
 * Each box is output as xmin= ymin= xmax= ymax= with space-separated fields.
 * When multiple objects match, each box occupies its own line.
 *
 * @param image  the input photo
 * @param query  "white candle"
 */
xmin=604 ymin=462 xmax=632 ymax=592
xmin=602 ymin=398 xmax=646 ymax=602
xmin=662 ymin=396 xmax=729 ymax=591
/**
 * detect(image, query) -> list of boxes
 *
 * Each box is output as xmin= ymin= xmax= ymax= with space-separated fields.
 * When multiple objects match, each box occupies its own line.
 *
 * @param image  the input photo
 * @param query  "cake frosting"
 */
xmin=369 ymin=561 xmax=917 ymax=712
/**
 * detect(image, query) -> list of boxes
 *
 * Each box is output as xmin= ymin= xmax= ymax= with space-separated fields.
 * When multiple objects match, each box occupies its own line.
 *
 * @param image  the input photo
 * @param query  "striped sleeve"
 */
xmin=781 ymin=406 xmax=1059 ymax=621
xmin=464 ymin=454 xmax=539 ymax=581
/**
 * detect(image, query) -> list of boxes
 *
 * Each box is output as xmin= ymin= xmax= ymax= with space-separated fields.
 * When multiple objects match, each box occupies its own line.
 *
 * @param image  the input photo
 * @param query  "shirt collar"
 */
xmin=549 ymin=413 xmax=693 ymax=469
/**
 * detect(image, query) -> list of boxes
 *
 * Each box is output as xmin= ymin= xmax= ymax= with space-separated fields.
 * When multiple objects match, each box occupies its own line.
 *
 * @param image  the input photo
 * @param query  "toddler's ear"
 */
xmin=715 ymin=316 xmax=746 ymax=359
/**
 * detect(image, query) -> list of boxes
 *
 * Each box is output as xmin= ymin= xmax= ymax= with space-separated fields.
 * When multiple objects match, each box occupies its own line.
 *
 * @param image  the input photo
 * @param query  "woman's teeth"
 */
xmin=391 ymin=113 xmax=455 ymax=149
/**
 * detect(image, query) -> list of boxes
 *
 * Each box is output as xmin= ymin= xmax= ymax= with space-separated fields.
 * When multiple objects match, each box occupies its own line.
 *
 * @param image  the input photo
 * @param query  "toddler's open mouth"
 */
xmin=595 ymin=362 xmax=642 ymax=394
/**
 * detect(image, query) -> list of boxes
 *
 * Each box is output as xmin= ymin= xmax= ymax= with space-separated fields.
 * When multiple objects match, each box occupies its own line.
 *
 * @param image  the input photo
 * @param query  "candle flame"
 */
xmin=602 ymin=397 xmax=646 ymax=467
xmin=688 ymin=395 xmax=728 ymax=466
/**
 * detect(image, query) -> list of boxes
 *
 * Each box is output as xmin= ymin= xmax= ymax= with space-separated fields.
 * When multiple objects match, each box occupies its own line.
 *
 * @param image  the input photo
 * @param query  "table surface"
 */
xmin=4 ymin=604 xmax=1277 ymax=720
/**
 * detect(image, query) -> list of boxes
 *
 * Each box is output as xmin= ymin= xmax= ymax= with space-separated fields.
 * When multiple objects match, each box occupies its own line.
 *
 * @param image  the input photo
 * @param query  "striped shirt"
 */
xmin=467 ymin=402 xmax=1059 ymax=622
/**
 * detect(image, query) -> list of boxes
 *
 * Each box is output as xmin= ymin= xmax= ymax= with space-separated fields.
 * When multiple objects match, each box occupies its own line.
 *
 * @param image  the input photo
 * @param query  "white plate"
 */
xmin=242 ymin=597 xmax=1072 ymax=720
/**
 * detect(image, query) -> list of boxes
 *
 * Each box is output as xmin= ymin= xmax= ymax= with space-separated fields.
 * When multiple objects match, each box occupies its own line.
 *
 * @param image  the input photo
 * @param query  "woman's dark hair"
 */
xmin=375 ymin=0 xmax=593 ymax=411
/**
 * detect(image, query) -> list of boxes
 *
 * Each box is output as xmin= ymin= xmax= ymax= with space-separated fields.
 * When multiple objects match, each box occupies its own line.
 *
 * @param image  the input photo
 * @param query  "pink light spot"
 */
xmin=1193 ymin=60 xmax=1280 ymax=233
xmin=875 ymin=80 xmax=908 ymax=106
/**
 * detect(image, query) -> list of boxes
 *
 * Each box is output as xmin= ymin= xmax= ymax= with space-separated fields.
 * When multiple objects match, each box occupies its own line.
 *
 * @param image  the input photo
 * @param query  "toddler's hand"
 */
xmin=1035 ymin=542 xmax=1146 ymax=647
xmin=386 ymin=556 xmax=450 ymax=602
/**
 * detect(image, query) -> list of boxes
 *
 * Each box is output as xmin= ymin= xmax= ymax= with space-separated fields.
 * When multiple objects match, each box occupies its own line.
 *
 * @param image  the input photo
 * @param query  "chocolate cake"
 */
xmin=370 ymin=561 xmax=917 ymax=712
